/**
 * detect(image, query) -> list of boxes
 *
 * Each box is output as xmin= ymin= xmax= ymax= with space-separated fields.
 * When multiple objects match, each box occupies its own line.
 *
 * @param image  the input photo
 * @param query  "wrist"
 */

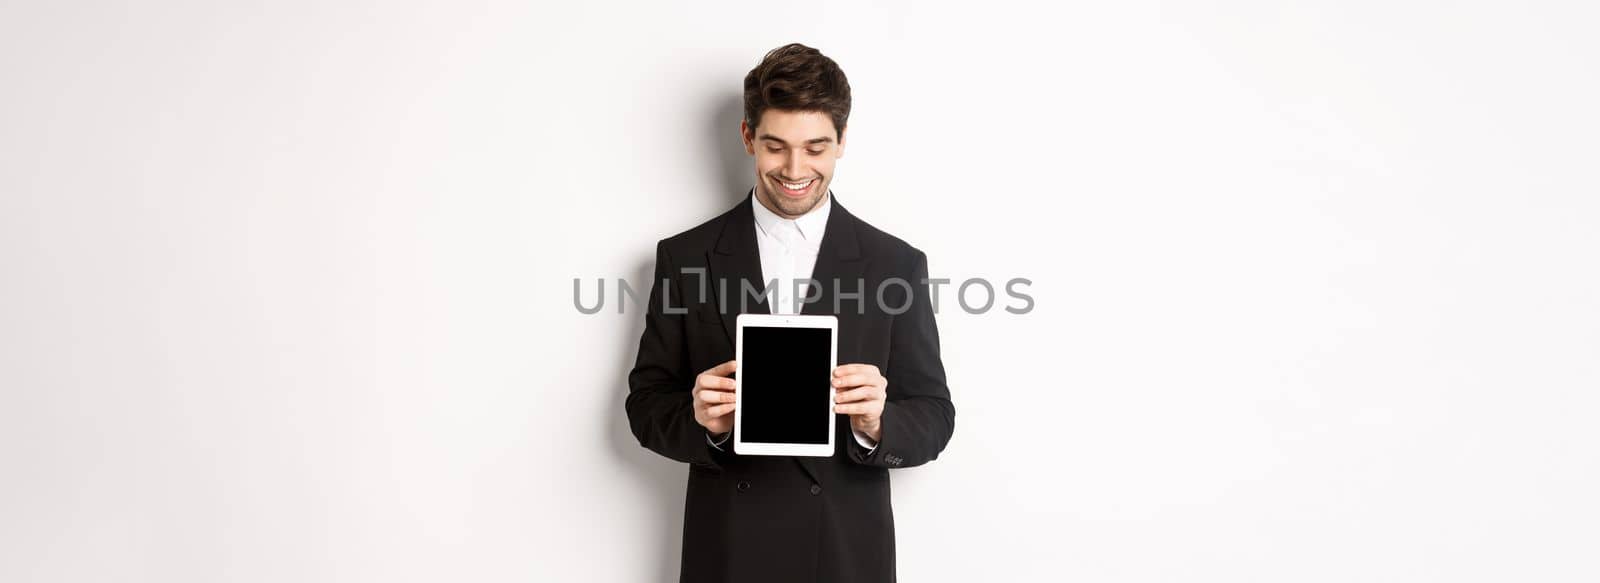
xmin=853 ymin=419 xmax=881 ymax=442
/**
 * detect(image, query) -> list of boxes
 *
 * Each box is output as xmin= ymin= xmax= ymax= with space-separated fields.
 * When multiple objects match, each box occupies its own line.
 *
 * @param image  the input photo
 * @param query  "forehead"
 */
xmin=755 ymin=109 xmax=837 ymax=142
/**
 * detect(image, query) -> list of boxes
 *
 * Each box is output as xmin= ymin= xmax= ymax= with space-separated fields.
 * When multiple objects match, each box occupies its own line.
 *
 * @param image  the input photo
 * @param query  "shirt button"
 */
xmin=737 ymin=481 xmax=751 ymax=492
xmin=809 ymin=484 xmax=822 ymax=495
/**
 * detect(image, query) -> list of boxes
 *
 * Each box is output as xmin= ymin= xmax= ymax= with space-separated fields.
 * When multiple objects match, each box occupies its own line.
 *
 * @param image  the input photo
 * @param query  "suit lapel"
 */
xmin=800 ymin=194 xmax=865 ymax=319
xmin=708 ymin=190 xmax=771 ymax=345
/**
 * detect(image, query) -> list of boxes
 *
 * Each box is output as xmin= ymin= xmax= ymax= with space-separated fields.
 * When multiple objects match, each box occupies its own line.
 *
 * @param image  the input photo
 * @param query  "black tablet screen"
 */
xmin=740 ymin=326 xmax=832 ymax=444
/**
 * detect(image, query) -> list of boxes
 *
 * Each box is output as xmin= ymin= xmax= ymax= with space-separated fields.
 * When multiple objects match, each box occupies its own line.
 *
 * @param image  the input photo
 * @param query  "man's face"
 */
xmin=741 ymin=109 xmax=846 ymax=219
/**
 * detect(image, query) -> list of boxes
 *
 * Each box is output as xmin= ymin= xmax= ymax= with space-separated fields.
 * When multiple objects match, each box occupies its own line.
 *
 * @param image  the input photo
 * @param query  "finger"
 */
xmin=707 ymin=360 xmax=737 ymax=377
xmin=833 ymin=363 xmax=880 ymax=377
xmin=834 ymin=402 xmax=879 ymax=416
xmin=698 ymin=389 xmax=734 ymax=405
xmin=830 ymin=373 xmax=880 ymax=389
xmin=834 ymin=386 xmax=884 ymax=404
xmin=698 ymin=375 xmax=736 ymax=391
xmin=705 ymin=403 xmax=735 ymax=418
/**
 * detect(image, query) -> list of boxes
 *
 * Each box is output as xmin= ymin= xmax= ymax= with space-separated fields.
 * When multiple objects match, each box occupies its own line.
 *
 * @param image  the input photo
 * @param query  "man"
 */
xmin=626 ymin=43 xmax=956 ymax=583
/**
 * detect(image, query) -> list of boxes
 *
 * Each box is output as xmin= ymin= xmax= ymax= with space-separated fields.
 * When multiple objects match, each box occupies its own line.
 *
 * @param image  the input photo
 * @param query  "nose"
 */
xmin=785 ymin=150 xmax=806 ymax=180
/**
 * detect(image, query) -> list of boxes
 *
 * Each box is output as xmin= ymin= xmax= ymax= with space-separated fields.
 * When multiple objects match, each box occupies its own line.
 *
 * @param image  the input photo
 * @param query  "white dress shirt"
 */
xmin=708 ymin=190 xmax=879 ymax=453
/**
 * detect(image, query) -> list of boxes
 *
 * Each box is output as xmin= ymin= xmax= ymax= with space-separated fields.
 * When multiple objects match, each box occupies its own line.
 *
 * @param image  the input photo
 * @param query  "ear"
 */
xmin=741 ymin=119 xmax=755 ymax=155
xmin=836 ymin=125 xmax=847 ymax=159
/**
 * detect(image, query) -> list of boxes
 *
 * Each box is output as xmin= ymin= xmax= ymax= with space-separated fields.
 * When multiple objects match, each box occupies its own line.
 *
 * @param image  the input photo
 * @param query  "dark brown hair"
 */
xmin=743 ymin=43 xmax=851 ymax=140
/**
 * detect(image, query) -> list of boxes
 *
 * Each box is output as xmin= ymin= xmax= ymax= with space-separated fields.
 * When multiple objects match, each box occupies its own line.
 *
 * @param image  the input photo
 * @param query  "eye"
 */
xmin=806 ymin=149 xmax=825 ymax=156
xmin=766 ymin=147 xmax=783 ymax=153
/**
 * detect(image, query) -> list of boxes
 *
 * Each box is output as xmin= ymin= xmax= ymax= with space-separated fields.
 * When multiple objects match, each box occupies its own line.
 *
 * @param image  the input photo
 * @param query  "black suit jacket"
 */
xmin=626 ymin=190 xmax=956 ymax=583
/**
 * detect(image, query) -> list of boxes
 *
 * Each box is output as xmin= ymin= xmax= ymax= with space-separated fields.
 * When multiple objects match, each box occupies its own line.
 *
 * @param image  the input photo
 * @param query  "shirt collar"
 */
xmin=751 ymin=187 xmax=832 ymax=242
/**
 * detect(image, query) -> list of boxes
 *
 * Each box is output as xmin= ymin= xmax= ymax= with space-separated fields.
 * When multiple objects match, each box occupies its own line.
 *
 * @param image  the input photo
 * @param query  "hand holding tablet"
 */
xmin=831 ymin=363 xmax=887 ymax=444
xmin=691 ymin=359 xmax=738 ymax=439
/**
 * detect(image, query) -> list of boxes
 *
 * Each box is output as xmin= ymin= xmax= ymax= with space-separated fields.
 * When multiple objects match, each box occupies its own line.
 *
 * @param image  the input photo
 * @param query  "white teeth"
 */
xmin=782 ymin=179 xmax=813 ymax=191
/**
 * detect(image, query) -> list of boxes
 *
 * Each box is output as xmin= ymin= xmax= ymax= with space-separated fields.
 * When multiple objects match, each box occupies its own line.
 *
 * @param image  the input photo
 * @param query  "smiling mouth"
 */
xmin=776 ymin=177 xmax=817 ymax=197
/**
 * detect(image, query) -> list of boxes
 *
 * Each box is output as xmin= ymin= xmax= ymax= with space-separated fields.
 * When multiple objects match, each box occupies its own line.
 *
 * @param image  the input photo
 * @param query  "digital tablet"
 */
xmin=733 ymin=314 xmax=838 ymax=457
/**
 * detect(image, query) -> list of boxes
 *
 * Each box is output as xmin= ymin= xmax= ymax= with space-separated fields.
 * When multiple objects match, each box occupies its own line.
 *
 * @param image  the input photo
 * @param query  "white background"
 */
xmin=3 ymin=1 xmax=1598 ymax=581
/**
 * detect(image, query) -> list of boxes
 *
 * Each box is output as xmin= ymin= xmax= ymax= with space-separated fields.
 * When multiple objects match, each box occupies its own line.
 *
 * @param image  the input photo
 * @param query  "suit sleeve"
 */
xmin=625 ymin=241 xmax=725 ymax=470
xmin=848 ymin=249 xmax=956 ymax=468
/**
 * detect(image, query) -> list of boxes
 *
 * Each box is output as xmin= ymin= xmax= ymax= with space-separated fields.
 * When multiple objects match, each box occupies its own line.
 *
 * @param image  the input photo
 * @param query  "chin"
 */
xmin=768 ymin=185 xmax=825 ymax=216
xmin=779 ymin=196 xmax=813 ymax=213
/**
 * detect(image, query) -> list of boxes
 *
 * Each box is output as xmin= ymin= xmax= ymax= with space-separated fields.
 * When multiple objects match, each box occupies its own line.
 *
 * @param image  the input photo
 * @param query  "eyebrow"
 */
xmin=758 ymin=133 xmax=834 ymax=147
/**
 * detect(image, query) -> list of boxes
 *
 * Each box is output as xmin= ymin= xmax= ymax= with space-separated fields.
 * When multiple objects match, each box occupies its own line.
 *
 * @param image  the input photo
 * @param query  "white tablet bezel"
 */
xmin=733 ymin=313 xmax=838 ymax=457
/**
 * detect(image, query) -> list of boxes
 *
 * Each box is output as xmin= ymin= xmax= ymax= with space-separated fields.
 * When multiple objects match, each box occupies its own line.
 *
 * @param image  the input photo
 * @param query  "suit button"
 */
xmin=737 ymin=481 xmax=751 ymax=492
xmin=809 ymin=484 xmax=822 ymax=495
